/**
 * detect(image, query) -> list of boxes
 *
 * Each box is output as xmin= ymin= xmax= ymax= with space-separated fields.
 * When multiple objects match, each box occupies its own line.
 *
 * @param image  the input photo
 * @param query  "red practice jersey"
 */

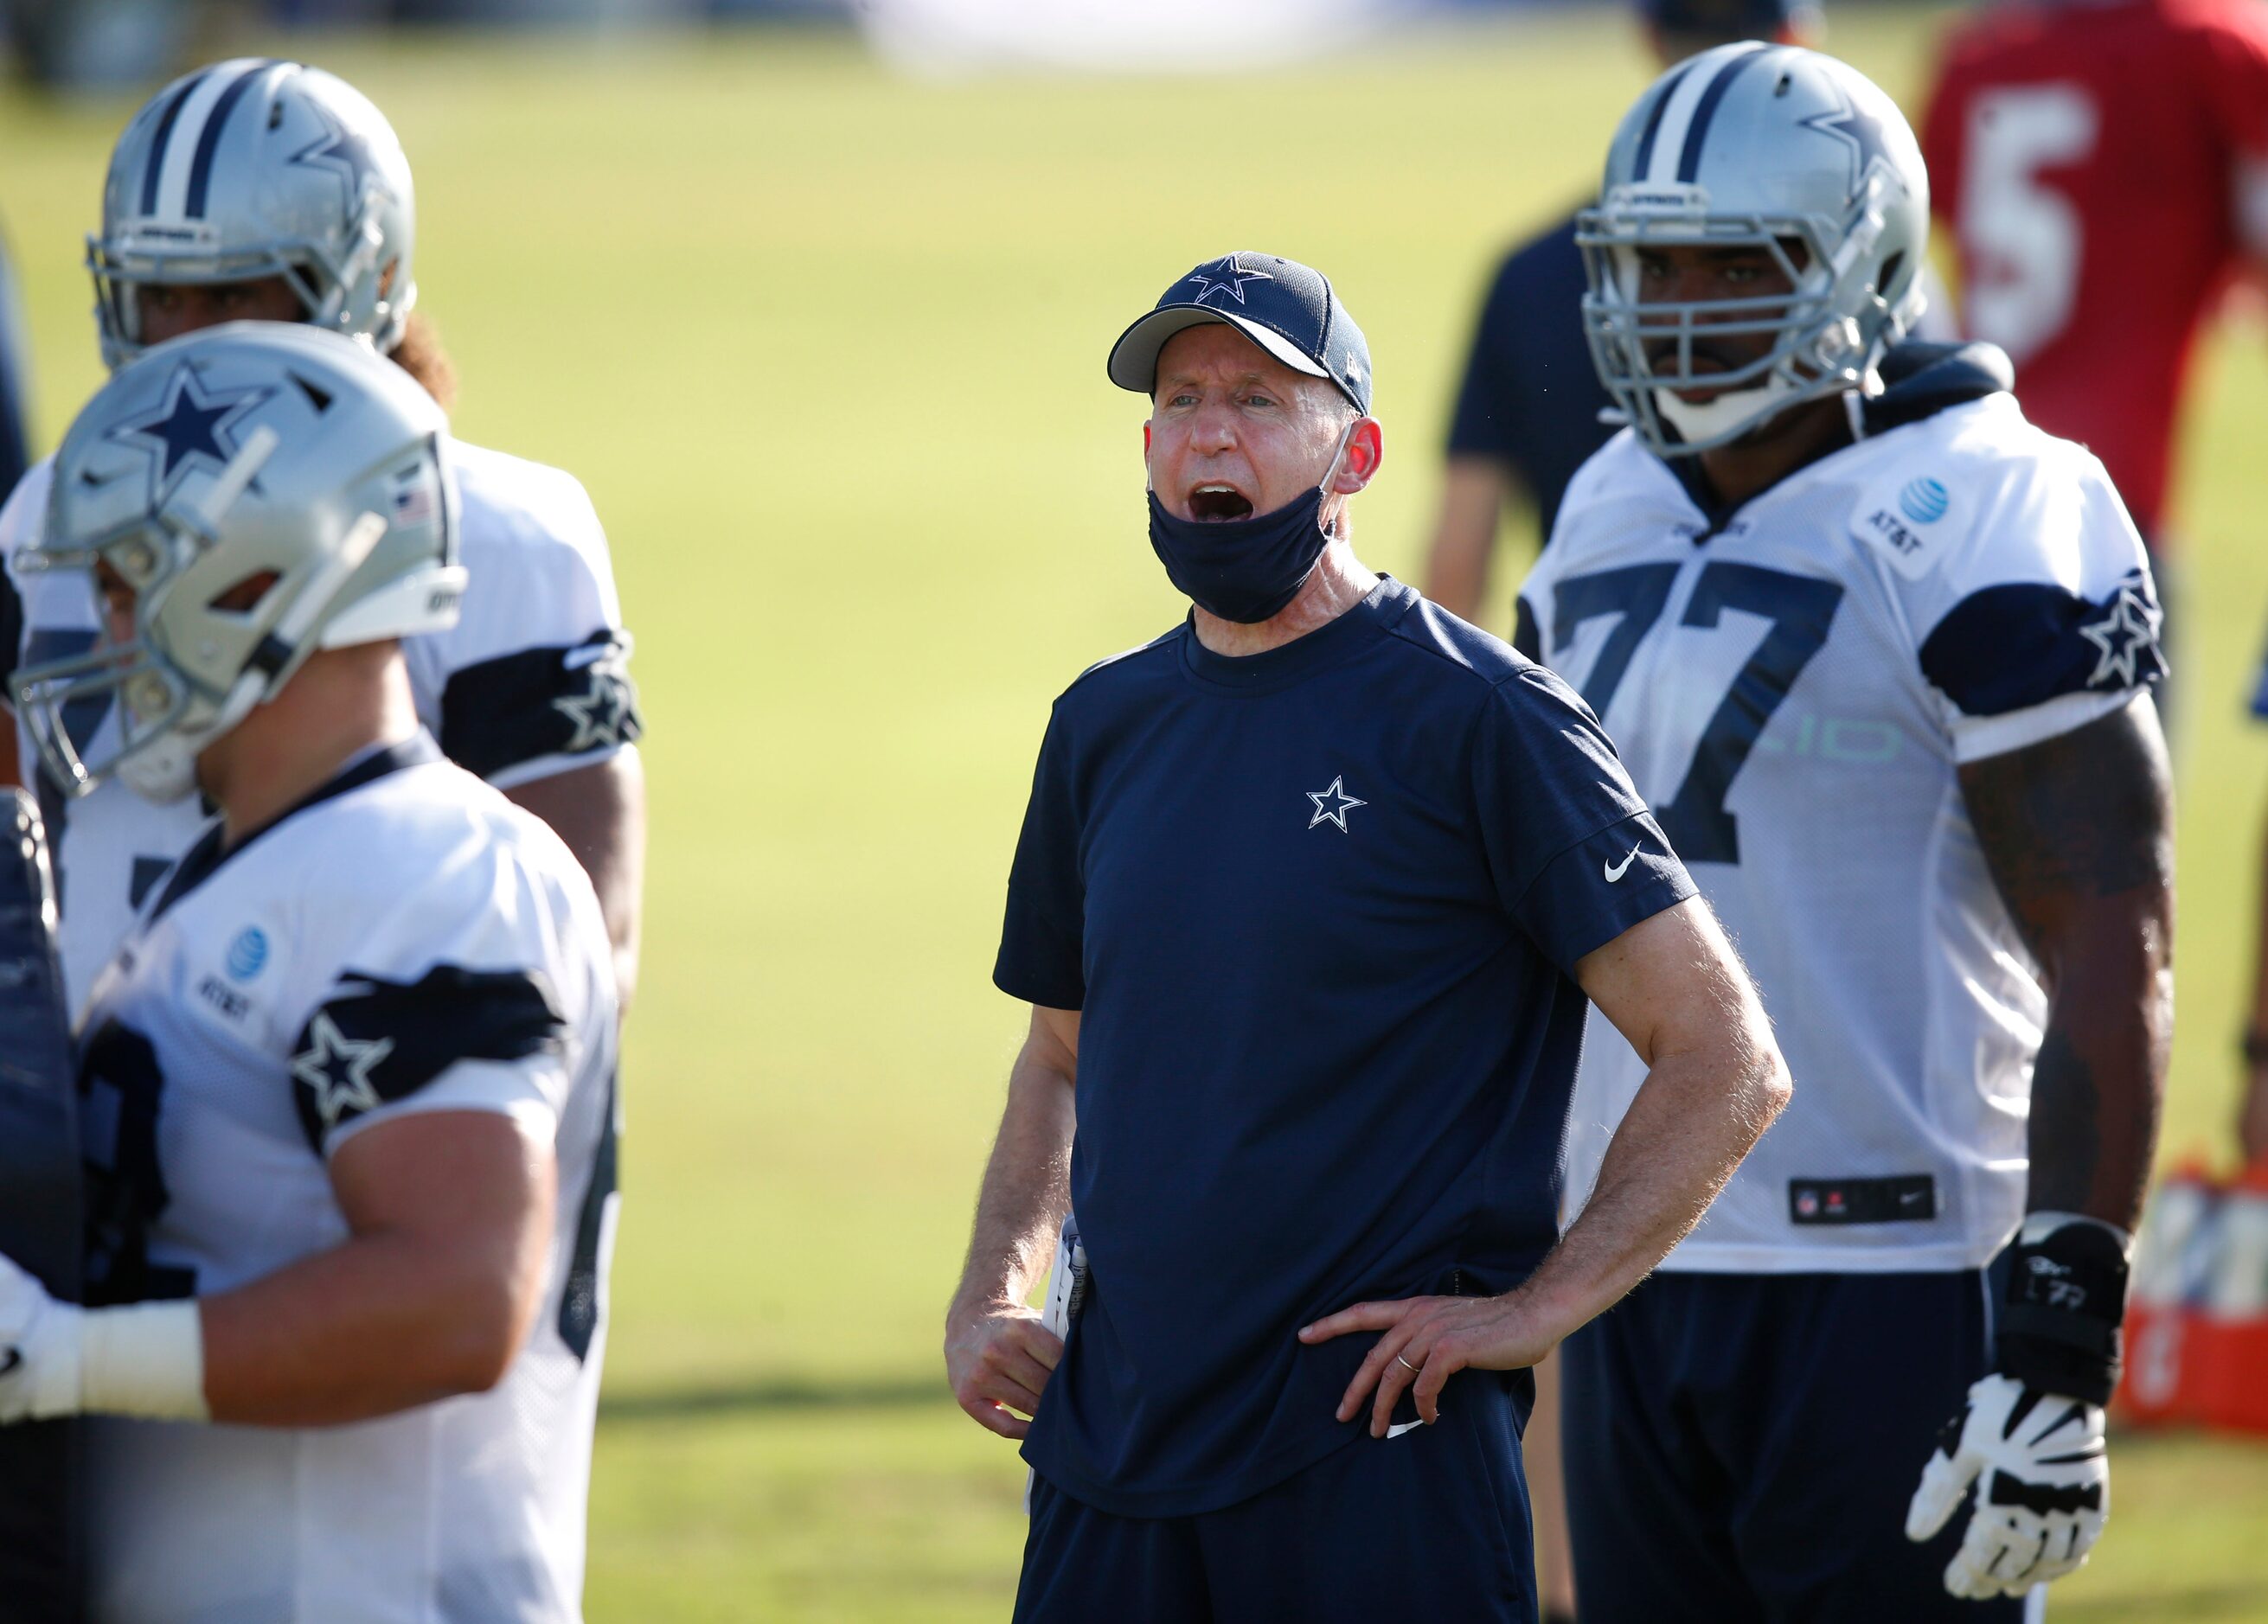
xmin=1922 ymin=0 xmax=2268 ymax=537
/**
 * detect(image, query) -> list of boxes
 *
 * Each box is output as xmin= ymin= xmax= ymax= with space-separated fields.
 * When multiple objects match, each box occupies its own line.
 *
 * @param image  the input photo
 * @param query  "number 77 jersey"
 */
xmin=1517 ymin=377 xmax=2162 ymax=1273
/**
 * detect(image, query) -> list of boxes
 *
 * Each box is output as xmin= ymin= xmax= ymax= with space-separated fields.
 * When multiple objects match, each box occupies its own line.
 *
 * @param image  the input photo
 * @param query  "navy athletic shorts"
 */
xmin=1562 ymin=1268 xmax=2034 ymax=1623
xmin=1014 ymin=1368 xmax=1537 ymax=1623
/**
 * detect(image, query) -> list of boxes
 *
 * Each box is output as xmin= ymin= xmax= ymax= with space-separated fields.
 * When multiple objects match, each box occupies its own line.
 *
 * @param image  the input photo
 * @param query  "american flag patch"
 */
xmin=394 ymin=482 xmax=435 ymax=526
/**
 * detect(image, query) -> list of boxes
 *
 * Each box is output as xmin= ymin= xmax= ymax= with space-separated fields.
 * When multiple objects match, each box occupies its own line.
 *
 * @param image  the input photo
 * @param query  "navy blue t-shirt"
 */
xmin=1445 ymin=211 xmax=1617 ymax=545
xmin=994 ymin=578 xmax=1694 ymax=1517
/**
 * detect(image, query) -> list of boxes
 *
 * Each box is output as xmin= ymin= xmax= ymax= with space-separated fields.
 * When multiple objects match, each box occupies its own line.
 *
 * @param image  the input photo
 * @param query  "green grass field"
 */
xmin=6 ymin=10 xmax=2268 ymax=1617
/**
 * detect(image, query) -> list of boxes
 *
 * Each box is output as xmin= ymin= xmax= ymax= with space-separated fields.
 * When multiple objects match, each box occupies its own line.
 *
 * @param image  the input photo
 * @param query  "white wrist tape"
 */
xmin=80 ymin=1301 xmax=208 ymax=1422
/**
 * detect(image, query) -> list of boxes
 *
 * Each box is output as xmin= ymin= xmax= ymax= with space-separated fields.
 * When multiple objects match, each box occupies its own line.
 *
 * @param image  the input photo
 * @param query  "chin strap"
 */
xmin=1997 ymin=1212 xmax=2133 ymax=1406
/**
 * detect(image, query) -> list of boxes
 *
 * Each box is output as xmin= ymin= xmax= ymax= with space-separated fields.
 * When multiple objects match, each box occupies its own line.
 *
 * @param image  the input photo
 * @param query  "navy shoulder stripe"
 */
xmin=1919 ymin=572 xmax=2164 ymax=719
xmin=291 ymin=964 xmax=567 ymax=1152
xmin=438 ymin=630 xmax=642 ymax=782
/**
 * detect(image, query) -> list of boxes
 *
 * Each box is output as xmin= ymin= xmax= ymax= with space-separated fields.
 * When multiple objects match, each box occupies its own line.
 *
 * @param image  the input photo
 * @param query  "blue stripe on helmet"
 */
xmin=1676 ymin=44 xmax=1771 ymax=184
xmin=1631 ymin=61 xmax=1699 ymax=185
xmin=183 ymin=61 xmax=280 ymax=221
xmin=138 ymin=70 xmax=212 ymax=216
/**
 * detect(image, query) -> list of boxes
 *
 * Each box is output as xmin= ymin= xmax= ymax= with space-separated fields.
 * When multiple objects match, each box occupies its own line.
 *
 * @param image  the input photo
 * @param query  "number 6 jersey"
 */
xmin=75 ymin=735 xmax=620 ymax=1623
xmin=1518 ymin=346 xmax=2162 ymax=1274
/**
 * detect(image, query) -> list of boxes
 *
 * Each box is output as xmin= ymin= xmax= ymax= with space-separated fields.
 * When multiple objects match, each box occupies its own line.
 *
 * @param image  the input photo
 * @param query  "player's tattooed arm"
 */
xmin=1957 ymin=697 xmax=2174 ymax=1229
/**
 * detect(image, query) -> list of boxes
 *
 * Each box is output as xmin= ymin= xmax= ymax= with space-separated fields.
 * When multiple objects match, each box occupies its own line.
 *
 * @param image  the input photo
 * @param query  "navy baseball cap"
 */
xmin=1107 ymin=253 xmax=1372 ymax=416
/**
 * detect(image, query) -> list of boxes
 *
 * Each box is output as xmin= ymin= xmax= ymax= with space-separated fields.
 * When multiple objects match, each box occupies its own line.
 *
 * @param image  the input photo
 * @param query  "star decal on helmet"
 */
xmin=1799 ymin=90 xmax=1899 ymax=192
xmin=104 ymin=363 xmax=276 ymax=506
xmin=289 ymin=99 xmax=387 ymax=206
xmin=1186 ymin=254 xmax=1274 ymax=307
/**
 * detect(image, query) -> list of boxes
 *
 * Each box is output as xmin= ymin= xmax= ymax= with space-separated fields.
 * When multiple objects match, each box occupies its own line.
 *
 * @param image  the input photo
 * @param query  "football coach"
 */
xmin=945 ymin=252 xmax=1793 ymax=1622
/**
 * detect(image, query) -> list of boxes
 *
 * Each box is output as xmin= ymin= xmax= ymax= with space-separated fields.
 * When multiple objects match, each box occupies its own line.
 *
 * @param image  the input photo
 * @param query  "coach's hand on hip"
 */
xmin=1304 ymin=896 xmax=1791 ymax=1438
xmin=1302 ymin=1288 xmax=1562 ymax=1436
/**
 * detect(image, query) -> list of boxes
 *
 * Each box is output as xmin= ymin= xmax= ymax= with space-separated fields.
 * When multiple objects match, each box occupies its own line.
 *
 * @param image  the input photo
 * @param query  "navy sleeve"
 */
xmin=993 ymin=707 xmax=1086 ymax=1010
xmin=1445 ymin=255 xmax=1526 ymax=464
xmin=437 ymin=629 xmax=643 ymax=783
xmin=289 ymin=965 xmax=566 ymax=1154
xmin=1472 ymin=666 xmax=1695 ymax=975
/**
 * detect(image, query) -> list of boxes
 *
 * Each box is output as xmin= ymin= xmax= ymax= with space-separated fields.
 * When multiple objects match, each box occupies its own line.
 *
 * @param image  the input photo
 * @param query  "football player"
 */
xmin=1424 ymin=0 xmax=1819 ymax=620
xmin=1522 ymin=44 xmax=2172 ymax=1618
xmin=1919 ymin=0 xmax=2268 ymax=725
xmin=0 ymin=321 xmax=618 ymax=1621
xmin=0 ymin=58 xmax=644 ymax=1018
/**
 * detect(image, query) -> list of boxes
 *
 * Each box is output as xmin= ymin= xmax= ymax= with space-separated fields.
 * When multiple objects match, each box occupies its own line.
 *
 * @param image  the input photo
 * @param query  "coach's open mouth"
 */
xmin=1187 ymin=483 xmax=1254 ymax=521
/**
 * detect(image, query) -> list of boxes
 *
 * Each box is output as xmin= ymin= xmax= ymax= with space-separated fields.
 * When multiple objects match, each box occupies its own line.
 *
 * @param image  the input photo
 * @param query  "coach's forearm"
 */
xmin=1522 ymin=1031 xmax=1789 ymax=1336
xmin=1539 ymin=898 xmax=1791 ymax=1335
xmin=946 ymin=1015 xmax=1078 ymax=1322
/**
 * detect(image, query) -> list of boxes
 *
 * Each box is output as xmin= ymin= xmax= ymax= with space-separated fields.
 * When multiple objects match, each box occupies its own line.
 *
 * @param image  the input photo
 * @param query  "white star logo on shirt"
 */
xmin=2078 ymin=583 xmax=2162 ymax=690
xmin=1307 ymin=776 xmax=1368 ymax=833
xmin=290 ymin=1012 xmax=394 ymax=1131
xmin=553 ymin=664 xmax=633 ymax=753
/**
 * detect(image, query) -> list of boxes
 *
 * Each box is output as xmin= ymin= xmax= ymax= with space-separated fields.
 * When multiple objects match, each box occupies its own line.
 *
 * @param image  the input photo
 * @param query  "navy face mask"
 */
xmin=1147 ymin=426 xmax=1353 ymax=624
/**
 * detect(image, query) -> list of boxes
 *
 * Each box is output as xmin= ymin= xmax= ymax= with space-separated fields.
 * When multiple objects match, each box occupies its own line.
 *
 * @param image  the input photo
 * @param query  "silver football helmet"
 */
xmin=10 ymin=323 xmax=462 ymax=803
xmin=1578 ymin=43 xmax=1930 ymax=457
xmin=87 ymin=59 xmax=416 ymax=371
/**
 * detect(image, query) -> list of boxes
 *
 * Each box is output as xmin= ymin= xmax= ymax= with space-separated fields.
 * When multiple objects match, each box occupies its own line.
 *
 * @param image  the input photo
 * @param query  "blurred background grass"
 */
xmin=4 ymin=7 xmax=2266 ymax=1618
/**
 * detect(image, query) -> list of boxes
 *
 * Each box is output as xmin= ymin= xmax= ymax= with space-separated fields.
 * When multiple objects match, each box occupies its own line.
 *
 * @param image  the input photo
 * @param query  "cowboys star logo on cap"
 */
xmin=104 ymin=361 xmax=276 ymax=505
xmin=1105 ymin=250 xmax=1374 ymax=416
xmin=1185 ymin=255 xmax=1275 ymax=307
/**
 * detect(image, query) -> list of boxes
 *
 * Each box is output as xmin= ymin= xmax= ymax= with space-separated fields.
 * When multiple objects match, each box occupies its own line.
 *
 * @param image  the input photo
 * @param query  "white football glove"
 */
xmin=0 ymin=1251 xmax=82 ymax=1424
xmin=1906 ymin=1371 xmax=2107 ymax=1599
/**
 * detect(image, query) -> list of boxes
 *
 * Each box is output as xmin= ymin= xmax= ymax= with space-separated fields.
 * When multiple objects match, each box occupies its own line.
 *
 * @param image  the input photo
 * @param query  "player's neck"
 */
xmin=1695 ymin=395 xmax=1853 ymax=512
xmin=1190 ymin=538 xmax=1381 ymax=659
xmin=198 ymin=646 xmax=421 ymax=848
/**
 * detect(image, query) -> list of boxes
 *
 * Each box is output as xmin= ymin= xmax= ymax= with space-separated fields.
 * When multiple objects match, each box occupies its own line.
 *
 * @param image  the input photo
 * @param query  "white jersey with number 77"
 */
xmin=1518 ymin=384 xmax=2161 ymax=1274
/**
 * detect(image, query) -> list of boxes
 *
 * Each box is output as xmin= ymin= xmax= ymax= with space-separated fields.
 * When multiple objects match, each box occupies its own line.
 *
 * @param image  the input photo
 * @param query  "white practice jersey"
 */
xmin=77 ymin=736 xmax=619 ymax=1624
xmin=1520 ymin=387 xmax=2162 ymax=1273
xmin=1 ymin=437 xmax=641 ymax=1016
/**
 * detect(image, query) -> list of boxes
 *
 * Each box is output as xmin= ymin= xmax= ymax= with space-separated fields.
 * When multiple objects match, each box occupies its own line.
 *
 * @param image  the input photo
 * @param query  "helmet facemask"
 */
xmin=88 ymin=199 xmax=406 ymax=374
xmin=11 ymin=324 xmax=462 ymax=807
xmin=1579 ymin=169 xmax=1918 ymax=458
